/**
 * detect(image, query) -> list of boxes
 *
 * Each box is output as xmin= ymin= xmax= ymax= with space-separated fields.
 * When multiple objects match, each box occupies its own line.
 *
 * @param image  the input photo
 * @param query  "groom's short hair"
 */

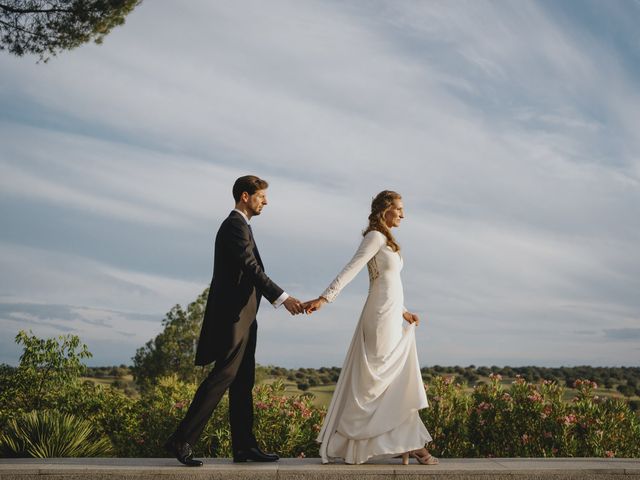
xmin=233 ymin=175 xmax=269 ymax=202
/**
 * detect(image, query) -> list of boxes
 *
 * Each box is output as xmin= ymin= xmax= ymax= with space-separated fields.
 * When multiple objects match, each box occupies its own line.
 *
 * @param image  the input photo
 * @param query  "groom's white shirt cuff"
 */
xmin=273 ymin=292 xmax=289 ymax=308
xmin=232 ymin=209 xmax=289 ymax=308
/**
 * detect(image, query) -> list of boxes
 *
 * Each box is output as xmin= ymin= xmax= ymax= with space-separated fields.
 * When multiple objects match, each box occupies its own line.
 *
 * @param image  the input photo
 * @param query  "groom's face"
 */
xmin=246 ymin=189 xmax=268 ymax=216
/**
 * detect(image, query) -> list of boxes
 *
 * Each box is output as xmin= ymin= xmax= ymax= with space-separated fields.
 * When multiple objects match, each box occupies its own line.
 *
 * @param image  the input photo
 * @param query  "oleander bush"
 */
xmin=2 ymin=331 xmax=639 ymax=459
xmin=420 ymin=374 xmax=640 ymax=458
xmin=97 ymin=377 xmax=323 ymax=458
xmin=420 ymin=374 xmax=472 ymax=457
xmin=253 ymin=381 xmax=324 ymax=458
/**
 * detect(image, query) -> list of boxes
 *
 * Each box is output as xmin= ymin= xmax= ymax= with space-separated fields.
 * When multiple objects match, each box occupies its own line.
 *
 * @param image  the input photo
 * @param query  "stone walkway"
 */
xmin=1 ymin=457 xmax=639 ymax=479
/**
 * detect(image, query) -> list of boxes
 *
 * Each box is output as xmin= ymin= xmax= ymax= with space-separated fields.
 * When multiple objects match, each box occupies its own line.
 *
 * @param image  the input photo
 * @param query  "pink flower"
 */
xmin=255 ymin=401 xmax=268 ymax=410
xmin=489 ymin=373 xmax=503 ymax=381
xmin=605 ymin=451 xmax=615 ymax=458
xmin=561 ymin=414 xmax=577 ymax=425
xmin=502 ymin=393 xmax=512 ymax=402
xmin=477 ymin=401 xmax=492 ymax=411
xmin=574 ymin=379 xmax=598 ymax=390
xmin=513 ymin=375 xmax=525 ymax=385
xmin=297 ymin=452 xmax=306 ymax=458
xmin=527 ymin=392 xmax=543 ymax=403
xmin=521 ymin=434 xmax=529 ymax=445
xmin=173 ymin=401 xmax=187 ymax=409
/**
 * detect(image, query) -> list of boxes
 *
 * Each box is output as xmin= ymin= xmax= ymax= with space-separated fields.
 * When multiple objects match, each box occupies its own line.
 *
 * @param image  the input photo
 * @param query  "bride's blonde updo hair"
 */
xmin=362 ymin=190 xmax=401 ymax=252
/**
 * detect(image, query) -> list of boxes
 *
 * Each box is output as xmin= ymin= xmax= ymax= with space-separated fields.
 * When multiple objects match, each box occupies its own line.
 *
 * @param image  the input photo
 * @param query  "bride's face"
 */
xmin=384 ymin=199 xmax=404 ymax=229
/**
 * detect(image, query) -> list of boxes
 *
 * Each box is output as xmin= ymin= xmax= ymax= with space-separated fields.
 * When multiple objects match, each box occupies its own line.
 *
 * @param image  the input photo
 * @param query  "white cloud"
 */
xmin=0 ymin=243 xmax=203 ymax=313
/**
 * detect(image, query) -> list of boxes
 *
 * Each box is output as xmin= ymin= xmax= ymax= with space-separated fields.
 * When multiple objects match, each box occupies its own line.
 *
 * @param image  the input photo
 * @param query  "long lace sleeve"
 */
xmin=321 ymin=231 xmax=386 ymax=303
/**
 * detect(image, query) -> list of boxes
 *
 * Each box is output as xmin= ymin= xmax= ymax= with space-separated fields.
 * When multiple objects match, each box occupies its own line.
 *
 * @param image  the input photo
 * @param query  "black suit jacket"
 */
xmin=195 ymin=211 xmax=284 ymax=366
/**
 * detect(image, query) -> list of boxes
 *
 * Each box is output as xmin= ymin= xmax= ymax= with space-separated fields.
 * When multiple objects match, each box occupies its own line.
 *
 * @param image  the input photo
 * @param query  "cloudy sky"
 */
xmin=1 ymin=0 xmax=639 ymax=368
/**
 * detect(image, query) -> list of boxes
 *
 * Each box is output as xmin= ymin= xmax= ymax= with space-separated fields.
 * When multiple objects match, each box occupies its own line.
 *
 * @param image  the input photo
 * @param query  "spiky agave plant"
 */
xmin=0 ymin=410 xmax=112 ymax=457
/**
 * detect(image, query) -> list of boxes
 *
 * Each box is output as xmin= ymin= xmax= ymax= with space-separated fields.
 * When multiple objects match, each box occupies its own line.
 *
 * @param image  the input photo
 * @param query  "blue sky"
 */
xmin=1 ymin=0 xmax=639 ymax=367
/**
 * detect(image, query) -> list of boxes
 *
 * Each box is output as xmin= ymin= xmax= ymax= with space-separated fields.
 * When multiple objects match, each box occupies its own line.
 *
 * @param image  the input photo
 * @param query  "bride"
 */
xmin=303 ymin=190 xmax=438 ymax=465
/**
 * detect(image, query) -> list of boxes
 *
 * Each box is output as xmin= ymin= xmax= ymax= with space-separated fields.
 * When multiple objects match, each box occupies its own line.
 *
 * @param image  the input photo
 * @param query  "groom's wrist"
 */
xmin=273 ymin=292 xmax=289 ymax=308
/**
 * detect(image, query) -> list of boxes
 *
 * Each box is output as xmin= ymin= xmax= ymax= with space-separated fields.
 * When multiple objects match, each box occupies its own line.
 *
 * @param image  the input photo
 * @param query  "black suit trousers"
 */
xmin=176 ymin=320 xmax=258 ymax=452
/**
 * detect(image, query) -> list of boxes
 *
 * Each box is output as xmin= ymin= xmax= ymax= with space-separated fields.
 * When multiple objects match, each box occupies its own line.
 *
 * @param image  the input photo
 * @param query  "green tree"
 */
xmin=131 ymin=288 xmax=209 ymax=389
xmin=0 ymin=0 xmax=142 ymax=61
xmin=7 ymin=330 xmax=91 ymax=409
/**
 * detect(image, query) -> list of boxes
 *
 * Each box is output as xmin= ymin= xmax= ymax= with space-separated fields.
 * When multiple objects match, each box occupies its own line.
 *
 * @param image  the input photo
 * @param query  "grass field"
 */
xmin=81 ymin=374 xmax=138 ymax=396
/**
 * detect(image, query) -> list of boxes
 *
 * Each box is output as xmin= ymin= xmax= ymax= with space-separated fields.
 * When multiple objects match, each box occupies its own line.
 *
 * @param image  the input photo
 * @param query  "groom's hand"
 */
xmin=283 ymin=297 xmax=304 ymax=315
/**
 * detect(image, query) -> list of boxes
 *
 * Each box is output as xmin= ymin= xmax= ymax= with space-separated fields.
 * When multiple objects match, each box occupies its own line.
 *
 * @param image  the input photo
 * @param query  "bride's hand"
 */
xmin=403 ymin=311 xmax=420 ymax=326
xmin=303 ymin=297 xmax=327 ymax=314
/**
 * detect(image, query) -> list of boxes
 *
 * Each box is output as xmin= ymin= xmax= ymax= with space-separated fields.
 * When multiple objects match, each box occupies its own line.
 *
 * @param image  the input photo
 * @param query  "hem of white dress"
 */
xmin=322 ymin=433 xmax=432 ymax=465
xmin=321 ymin=410 xmax=432 ymax=465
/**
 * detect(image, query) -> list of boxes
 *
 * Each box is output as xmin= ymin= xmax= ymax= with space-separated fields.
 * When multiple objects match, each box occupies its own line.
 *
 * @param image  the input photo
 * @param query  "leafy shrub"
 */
xmin=0 ymin=410 xmax=112 ymax=458
xmin=253 ymin=381 xmax=324 ymax=458
xmin=420 ymin=375 xmax=472 ymax=457
xmin=2 ymin=331 xmax=639 ymax=459
xmin=421 ymin=374 xmax=640 ymax=458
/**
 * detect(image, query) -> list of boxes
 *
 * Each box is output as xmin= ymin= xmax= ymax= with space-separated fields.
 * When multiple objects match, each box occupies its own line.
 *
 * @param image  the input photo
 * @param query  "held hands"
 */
xmin=283 ymin=296 xmax=305 ymax=315
xmin=403 ymin=310 xmax=420 ymax=326
xmin=302 ymin=297 xmax=327 ymax=314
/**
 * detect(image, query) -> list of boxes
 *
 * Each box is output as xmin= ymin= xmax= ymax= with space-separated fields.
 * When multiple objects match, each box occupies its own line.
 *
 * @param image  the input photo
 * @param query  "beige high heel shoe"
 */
xmin=400 ymin=447 xmax=439 ymax=465
xmin=411 ymin=449 xmax=439 ymax=465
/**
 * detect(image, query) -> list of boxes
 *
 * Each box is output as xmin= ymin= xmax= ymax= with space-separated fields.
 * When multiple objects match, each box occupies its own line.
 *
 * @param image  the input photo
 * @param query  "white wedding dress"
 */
xmin=317 ymin=230 xmax=432 ymax=464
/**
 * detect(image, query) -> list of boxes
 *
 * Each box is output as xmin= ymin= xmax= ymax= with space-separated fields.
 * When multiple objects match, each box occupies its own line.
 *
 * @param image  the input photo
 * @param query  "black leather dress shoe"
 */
xmin=163 ymin=435 xmax=203 ymax=467
xmin=233 ymin=446 xmax=279 ymax=463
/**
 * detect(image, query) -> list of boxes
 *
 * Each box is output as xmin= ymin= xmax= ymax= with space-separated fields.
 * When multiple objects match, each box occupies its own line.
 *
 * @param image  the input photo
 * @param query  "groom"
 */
xmin=164 ymin=175 xmax=305 ymax=466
